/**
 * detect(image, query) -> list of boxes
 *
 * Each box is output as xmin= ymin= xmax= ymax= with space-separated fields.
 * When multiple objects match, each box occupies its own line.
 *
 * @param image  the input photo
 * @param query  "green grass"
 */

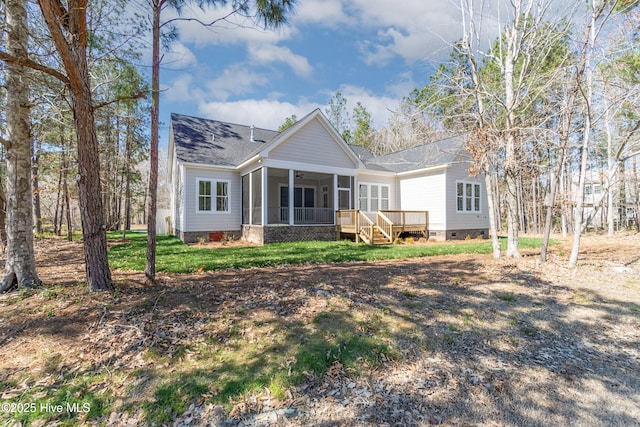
xmin=496 ymin=292 xmax=517 ymax=302
xmin=4 ymin=372 xmax=113 ymax=426
xmin=134 ymin=308 xmax=398 ymax=423
xmin=108 ymin=233 xmax=550 ymax=274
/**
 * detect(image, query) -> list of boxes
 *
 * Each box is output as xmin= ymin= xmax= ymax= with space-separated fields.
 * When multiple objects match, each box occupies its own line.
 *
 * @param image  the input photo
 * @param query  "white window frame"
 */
xmin=358 ymin=183 xmax=390 ymax=212
xmin=196 ymin=178 xmax=230 ymax=214
xmin=456 ymin=180 xmax=481 ymax=213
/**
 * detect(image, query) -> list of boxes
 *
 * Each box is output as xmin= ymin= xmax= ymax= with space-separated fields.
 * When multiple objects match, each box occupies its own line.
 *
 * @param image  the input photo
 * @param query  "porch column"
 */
xmin=262 ymin=167 xmax=268 ymax=225
xmin=333 ymin=174 xmax=338 ymax=225
xmin=288 ymin=169 xmax=294 ymax=225
xmin=248 ymin=172 xmax=253 ymax=225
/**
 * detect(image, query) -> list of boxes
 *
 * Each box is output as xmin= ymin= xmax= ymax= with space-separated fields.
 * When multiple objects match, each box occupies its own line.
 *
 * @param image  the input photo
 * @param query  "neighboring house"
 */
xmin=573 ymin=168 xmax=639 ymax=230
xmin=168 ymin=109 xmax=489 ymax=244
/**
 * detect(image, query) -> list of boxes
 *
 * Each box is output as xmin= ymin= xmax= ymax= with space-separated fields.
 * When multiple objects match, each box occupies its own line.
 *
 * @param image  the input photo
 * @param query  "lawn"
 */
xmin=1 ymin=234 xmax=638 ymax=426
xmin=108 ymin=233 xmax=547 ymax=273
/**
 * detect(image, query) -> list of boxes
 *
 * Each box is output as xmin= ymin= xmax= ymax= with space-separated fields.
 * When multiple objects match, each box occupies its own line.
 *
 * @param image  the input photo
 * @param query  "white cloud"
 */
xmin=296 ymin=0 xmax=352 ymax=27
xmin=197 ymin=98 xmax=322 ymax=129
xmin=163 ymin=74 xmax=198 ymax=103
xmin=205 ymin=64 xmax=270 ymax=101
xmin=352 ymin=1 xmax=465 ymax=65
xmin=333 ymin=85 xmax=401 ymax=128
xmin=247 ymin=44 xmax=313 ymax=78
xmin=162 ymin=41 xmax=198 ymax=70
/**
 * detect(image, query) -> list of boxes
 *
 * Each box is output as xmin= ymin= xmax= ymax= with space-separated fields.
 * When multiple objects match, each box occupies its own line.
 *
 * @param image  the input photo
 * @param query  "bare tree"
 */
xmin=567 ymin=0 xmax=634 ymax=266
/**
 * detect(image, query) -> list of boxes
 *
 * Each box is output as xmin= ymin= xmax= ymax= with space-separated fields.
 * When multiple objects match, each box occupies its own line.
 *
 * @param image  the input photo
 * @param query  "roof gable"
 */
xmin=256 ymin=109 xmax=362 ymax=168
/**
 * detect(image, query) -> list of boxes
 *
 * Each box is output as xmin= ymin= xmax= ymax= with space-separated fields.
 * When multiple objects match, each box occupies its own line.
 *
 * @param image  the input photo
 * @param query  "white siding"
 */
xmin=445 ymin=163 xmax=489 ymax=230
xmin=269 ymin=118 xmax=356 ymax=169
xmin=183 ymin=167 xmax=241 ymax=232
xmin=399 ymin=172 xmax=446 ymax=230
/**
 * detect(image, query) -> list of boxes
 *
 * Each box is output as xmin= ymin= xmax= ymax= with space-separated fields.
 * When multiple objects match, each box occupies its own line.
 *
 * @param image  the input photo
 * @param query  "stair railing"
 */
xmin=358 ymin=211 xmax=375 ymax=244
xmin=376 ymin=211 xmax=394 ymax=242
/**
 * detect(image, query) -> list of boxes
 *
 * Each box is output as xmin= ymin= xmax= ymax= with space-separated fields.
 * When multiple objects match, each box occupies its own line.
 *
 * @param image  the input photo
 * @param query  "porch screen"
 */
xmin=251 ymin=169 xmax=262 ymax=225
xmin=242 ymin=174 xmax=249 ymax=224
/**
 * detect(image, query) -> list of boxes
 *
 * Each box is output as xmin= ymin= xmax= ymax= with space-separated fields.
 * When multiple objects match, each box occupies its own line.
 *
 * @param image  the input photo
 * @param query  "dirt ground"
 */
xmin=1 ymin=234 xmax=639 ymax=426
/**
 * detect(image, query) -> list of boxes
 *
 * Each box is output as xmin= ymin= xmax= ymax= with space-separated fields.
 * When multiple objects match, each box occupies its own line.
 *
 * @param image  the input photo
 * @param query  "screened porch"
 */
xmin=241 ymin=167 xmax=355 ymax=226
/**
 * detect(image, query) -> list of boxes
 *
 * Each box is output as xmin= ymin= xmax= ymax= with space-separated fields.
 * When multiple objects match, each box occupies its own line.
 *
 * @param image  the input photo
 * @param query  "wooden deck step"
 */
xmin=367 ymin=227 xmax=392 ymax=245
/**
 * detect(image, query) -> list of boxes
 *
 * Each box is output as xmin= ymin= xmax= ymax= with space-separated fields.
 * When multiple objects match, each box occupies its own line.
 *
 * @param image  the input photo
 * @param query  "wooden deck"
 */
xmin=336 ymin=210 xmax=429 ymax=245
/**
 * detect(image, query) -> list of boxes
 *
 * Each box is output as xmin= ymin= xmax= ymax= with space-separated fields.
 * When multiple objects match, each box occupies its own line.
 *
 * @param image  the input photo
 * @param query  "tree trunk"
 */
xmin=0 ymin=146 xmax=8 ymax=251
xmin=124 ymin=111 xmax=133 ymax=232
xmin=38 ymin=0 xmax=113 ymax=291
xmin=503 ymin=13 xmax=521 ymax=258
xmin=633 ymin=156 xmax=639 ymax=231
xmin=114 ymin=113 xmax=122 ymax=231
xmin=72 ymin=87 xmax=112 ymax=290
xmin=605 ymin=108 xmax=616 ymax=236
xmin=1 ymin=0 xmax=41 ymax=292
xmin=485 ymin=172 xmax=502 ymax=258
xmin=569 ymin=0 xmax=602 ymax=268
xmin=145 ymin=0 xmax=161 ymax=283
xmin=0 ymin=182 xmax=7 ymax=252
xmin=62 ymin=142 xmax=73 ymax=241
xmin=32 ymin=138 xmax=42 ymax=234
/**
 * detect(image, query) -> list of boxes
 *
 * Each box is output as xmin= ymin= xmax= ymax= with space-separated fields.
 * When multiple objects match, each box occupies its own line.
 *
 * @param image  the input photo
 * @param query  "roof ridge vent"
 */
xmin=250 ymin=125 xmax=255 ymax=142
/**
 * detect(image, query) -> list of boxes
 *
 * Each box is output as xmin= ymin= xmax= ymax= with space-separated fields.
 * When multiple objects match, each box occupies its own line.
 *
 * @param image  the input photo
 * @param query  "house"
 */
xmin=167 ymin=109 xmax=489 ymax=244
xmin=572 ymin=168 xmax=639 ymax=230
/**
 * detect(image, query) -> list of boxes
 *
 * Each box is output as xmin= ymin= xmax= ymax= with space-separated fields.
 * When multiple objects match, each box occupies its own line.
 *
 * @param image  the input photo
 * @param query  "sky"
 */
xmin=155 ymin=0 xmax=500 ymax=148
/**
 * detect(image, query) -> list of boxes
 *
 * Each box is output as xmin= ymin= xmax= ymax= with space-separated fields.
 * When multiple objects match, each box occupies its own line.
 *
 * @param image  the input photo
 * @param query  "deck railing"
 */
xmin=337 ymin=209 xmax=429 ymax=242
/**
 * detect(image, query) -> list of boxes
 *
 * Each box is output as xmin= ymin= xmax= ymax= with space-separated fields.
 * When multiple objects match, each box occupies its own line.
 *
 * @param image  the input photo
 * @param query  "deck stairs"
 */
xmin=360 ymin=226 xmax=392 ymax=245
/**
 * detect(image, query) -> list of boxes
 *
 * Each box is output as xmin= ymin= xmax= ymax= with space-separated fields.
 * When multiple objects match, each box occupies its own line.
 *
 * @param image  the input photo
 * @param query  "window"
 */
xmin=359 ymin=183 xmax=390 ymax=212
xmin=216 ymin=181 xmax=228 ymax=211
xmin=197 ymin=179 xmax=229 ymax=212
xmin=457 ymin=181 xmax=481 ymax=213
xmin=199 ymin=180 xmax=211 ymax=211
xmin=359 ymin=185 xmax=368 ymax=211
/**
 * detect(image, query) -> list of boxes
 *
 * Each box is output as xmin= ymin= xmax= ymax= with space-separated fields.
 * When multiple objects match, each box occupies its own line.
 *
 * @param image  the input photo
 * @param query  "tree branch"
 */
xmin=93 ymin=89 xmax=148 ymax=110
xmin=161 ymin=4 xmax=247 ymax=29
xmin=38 ymin=0 xmax=83 ymax=93
xmin=0 ymin=50 xmax=69 ymax=84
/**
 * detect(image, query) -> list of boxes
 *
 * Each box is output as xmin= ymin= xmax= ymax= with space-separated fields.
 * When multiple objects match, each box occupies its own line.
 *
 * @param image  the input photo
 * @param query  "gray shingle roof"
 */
xmin=171 ymin=113 xmax=470 ymax=172
xmin=364 ymin=135 xmax=470 ymax=173
xmin=348 ymin=144 xmax=374 ymax=161
xmin=171 ymin=113 xmax=279 ymax=166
